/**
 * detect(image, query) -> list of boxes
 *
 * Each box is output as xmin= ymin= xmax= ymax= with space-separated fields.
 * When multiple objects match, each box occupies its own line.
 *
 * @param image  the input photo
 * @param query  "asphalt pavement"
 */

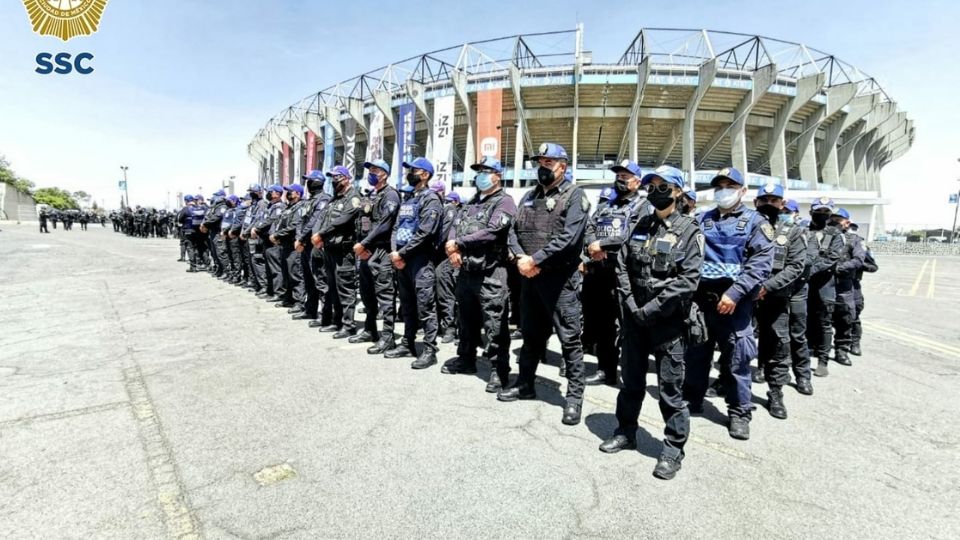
xmin=1 ymin=222 xmax=958 ymax=539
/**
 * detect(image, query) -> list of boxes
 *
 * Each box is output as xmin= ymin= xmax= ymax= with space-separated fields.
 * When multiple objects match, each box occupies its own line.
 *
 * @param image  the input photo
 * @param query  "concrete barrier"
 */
xmin=866 ymin=242 xmax=960 ymax=256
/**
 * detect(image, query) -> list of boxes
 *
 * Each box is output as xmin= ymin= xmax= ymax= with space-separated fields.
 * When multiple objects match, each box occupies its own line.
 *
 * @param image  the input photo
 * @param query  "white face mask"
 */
xmin=715 ymin=187 xmax=741 ymax=209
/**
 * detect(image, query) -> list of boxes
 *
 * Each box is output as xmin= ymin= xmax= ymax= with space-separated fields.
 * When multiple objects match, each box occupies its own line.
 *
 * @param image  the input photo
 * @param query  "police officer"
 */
xmin=436 ymin=190 xmax=462 ymax=344
xmin=354 ymin=159 xmax=401 ymax=354
xmin=176 ymin=195 xmax=196 ymax=269
xmin=501 ymin=142 xmax=590 ymax=426
xmin=315 ymin=167 xmax=361 ymax=338
xmin=848 ymin=223 xmax=877 ymax=356
xmin=779 ymin=199 xmax=815 ymax=395
xmin=181 ymin=195 xmax=208 ymax=272
xmin=243 ymin=185 xmax=270 ymax=295
xmin=806 ymin=197 xmax=845 ymax=377
xmin=293 ymin=170 xmax=331 ymax=321
xmin=830 ymin=208 xmax=865 ymax=367
xmin=201 ymin=190 xmax=228 ymax=277
xmin=441 ymin=157 xmax=517 ymax=391
xmin=39 ymin=209 xmax=49 ymax=233
xmin=599 ymin=166 xmax=703 ymax=480
xmin=220 ymin=195 xmax=240 ymax=282
xmin=683 ymin=166 xmax=773 ymax=440
xmin=228 ymin=195 xmax=249 ymax=285
xmin=253 ymin=184 xmax=286 ymax=300
xmin=388 ymin=157 xmax=444 ymax=369
xmin=752 ymin=183 xmax=807 ymax=419
xmin=271 ymin=184 xmax=307 ymax=309
xmin=582 ymin=159 xmax=650 ymax=386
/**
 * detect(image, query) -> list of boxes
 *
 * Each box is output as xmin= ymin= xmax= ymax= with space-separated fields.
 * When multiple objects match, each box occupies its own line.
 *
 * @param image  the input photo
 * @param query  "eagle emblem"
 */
xmin=764 ymin=181 xmax=778 ymax=194
xmin=22 ymin=0 xmax=109 ymax=41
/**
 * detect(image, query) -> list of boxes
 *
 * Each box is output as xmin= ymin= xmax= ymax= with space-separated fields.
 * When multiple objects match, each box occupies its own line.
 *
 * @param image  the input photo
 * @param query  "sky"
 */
xmin=0 ymin=0 xmax=957 ymax=229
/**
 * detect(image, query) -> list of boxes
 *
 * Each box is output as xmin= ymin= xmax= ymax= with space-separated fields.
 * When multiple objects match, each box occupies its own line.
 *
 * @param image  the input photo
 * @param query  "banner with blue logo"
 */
xmin=397 ymin=103 xmax=416 ymax=187
xmin=323 ymin=122 xmax=335 ymax=171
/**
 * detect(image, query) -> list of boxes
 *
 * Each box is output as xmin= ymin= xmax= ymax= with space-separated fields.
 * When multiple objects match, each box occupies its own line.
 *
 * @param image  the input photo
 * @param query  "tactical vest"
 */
xmin=593 ymin=196 xmax=645 ymax=239
xmin=456 ymin=193 xmax=508 ymax=272
xmin=395 ymin=190 xmax=440 ymax=248
xmin=624 ymin=214 xmax=696 ymax=306
xmin=189 ymin=206 xmax=206 ymax=228
xmin=515 ymin=183 xmax=578 ymax=256
xmin=323 ymin=190 xmax=358 ymax=247
xmin=362 ymin=186 xmax=398 ymax=246
xmin=699 ymin=209 xmax=758 ymax=281
xmin=222 ymin=208 xmax=235 ymax=230
xmin=358 ymin=196 xmax=374 ymax=237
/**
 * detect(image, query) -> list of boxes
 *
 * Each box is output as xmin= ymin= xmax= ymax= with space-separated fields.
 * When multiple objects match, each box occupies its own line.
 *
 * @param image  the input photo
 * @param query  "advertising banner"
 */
xmin=476 ymin=89 xmax=503 ymax=160
xmin=431 ymin=95 xmax=455 ymax=190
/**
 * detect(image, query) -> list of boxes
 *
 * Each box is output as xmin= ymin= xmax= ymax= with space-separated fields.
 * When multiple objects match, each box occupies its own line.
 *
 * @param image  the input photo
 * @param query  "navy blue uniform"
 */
xmin=683 ymin=204 xmax=774 ymax=420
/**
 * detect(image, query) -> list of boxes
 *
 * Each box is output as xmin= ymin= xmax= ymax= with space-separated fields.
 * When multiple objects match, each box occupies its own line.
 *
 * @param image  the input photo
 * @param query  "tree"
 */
xmin=0 ymin=154 xmax=35 ymax=195
xmin=33 ymin=187 xmax=79 ymax=210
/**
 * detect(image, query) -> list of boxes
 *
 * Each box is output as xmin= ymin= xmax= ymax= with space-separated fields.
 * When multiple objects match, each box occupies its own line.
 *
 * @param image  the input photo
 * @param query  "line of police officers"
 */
xmin=170 ymin=142 xmax=877 ymax=481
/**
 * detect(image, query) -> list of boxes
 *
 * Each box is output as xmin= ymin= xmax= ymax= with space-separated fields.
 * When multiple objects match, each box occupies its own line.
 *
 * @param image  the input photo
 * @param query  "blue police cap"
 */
xmin=784 ymin=199 xmax=800 ymax=213
xmin=363 ymin=159 xmax=391 ymax=175
xmin=213 ymin=189 xmax=226 ymax=197
xmin=302 ymin=170 xmax=324 ymax=180
xmin=811 ymin=196 xmax=835 ymax=211
xmin=610 ymin=159 xmax=642 ymax=177
xmin=247 ymin=183 xmax=263 ymax=193
xmin=682 ymin=186 xmax=698 ymax=202
xmin=641 ymin=165 xmax=685 ymax=189
xmin=402 ymin=156 xmax=435 ymax=176
xmin=283 ymin=184 xmax=304 ymax=196
xmin=599 ymin=187 xmax=616 ymax=201
xmin=833 ymin=208 xmax=850 ymax=219
xmin=195 ymin=194 xmax=205 ymax=201
xmin=470 ymin=156 xmax=503 ymax=174
xmin=226 ymin=195 xmax=240 ymax=204
xmin=325 ymin=165 xmax=352 ymax=178
xmin=183 ymin=195 xmax=195 ymax=202
xmin=756 ymin=181 xmax=785 ymax=199
xmin=710 ymin=166 xmax=746 ymax=187
xmin=446 ymin=192 xmax=461 ymax=203
xmin=531 ymin=142 xmax=569 ymax=161
xmin=268 ymin=184 xmax=284 ymax=194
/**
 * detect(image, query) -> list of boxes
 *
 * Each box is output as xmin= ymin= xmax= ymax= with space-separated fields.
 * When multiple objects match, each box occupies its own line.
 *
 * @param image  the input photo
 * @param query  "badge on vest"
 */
xmin=545 ymin=198 xmax=556 ymax=212
xmin=776 ymin=234 xmax=788 ymax=246
xmin=760 ymin=222 xmax=775 ymax=241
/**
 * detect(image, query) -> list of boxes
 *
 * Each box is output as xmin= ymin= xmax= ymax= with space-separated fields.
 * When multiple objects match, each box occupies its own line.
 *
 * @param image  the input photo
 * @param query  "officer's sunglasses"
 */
xmin=646 ymin=183 xmax=673 ymax=194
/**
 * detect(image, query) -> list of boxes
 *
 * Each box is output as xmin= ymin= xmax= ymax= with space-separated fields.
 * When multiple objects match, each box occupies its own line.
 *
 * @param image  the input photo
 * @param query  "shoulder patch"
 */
xmin=760 ymin=222 xmax=775 ymax=241
xmin=351 ymin=197 xmax=361 ymax=208
xmin=695 ymin=233 xmax=705 ymax=256
xmin=581 ymin=195 xmax=591 ymax=213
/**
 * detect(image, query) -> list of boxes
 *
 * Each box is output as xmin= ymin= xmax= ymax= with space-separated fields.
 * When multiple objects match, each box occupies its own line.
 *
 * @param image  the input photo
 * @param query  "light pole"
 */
xmin=120 ymin=165 xmax=130 ymax=209
xmin=951 ymin=177 xmax=960 ymax=243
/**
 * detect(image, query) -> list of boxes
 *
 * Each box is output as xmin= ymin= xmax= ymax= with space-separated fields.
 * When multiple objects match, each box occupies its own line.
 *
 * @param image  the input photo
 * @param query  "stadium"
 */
xmin=247 ymin=27 xmax=913 ymax=240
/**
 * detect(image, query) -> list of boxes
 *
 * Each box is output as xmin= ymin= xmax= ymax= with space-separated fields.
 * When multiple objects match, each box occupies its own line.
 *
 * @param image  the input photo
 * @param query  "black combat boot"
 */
xmin=767 ymin=387 xmax=787 ymax=419
xmin=653 ymin=455 xmax=682 ymax=480
xmin=367 ymin=336 xmax=396 ymax=355
xmin=411 ymin=349 xmax=437 ymax=370
xmin=440 ymin=357 xmax=477 ymax=375
xmin=562 ymin=401 xmax=582 ymax=425
xmin=728 ymin=416 xmax=750 ymax=440
xmin=849 ymin=342 xmax=862 ymax=356
xmin=599 ymin=434 xmax=636 ymax=453
xmin=834 ymin=349 xmax=852 ymax=366
xmin=814 ymin=359 xmax=829 ymax=377
xmin=795 ymin=378 xmax=814 ymax=396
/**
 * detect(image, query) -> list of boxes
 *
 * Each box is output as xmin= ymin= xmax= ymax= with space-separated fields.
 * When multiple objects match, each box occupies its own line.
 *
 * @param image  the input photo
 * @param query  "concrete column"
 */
xmin=618 ymin=58 xmax=650 ymax=162
xmin=451 ymin=69 xmax=476 ymax=185
xmin=820 ymin=93 xmax=874 ymax=185
xmin=513 ymin=120 xmax=525 ymax=185
xmin=681 ymin=59 xmax=717 ymax=184
xmin=373 ymin=90 xmax=399 ymax=182
xmin=509 ymin=64 xmax=533 ymax=161
xmin=768 ymin=73 xmax=824 ymax=183
xmin=711 ymin=63 xmax=778 ymax=173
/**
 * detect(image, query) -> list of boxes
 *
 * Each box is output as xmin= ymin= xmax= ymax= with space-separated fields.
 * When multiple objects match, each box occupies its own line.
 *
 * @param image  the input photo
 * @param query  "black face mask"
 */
xmin=405 ymin=172 xmax=420 ymax=186
xmin=756 ymin=204 xmax=780 ymax=222
xmin=614 ymin=179 xmax=630 ymax=194
xmin=647 ymin=189 xmax=675 ymax=211
xmin=811 ymin=213 xmax=829 ymax=227
xmin=250 ymin=192 xmax=260 ymax=200
xmin=680 ymin=199 xmax=694 ymax=215
xmin=307 ymin=180 xmax=324 ymax=195
xmin=536 ymin=166 xmax=556 ymax=186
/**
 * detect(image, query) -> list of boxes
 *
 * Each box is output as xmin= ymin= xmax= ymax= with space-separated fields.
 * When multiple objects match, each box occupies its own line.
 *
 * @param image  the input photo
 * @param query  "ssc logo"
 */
xmin=23 ymin=0 xmax=109 ymax=41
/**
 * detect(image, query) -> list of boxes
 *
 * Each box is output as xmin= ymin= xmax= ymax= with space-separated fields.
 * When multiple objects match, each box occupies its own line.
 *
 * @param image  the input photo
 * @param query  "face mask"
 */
xmin=475 ymin=172 xmax=494 ymax=191
xmin=756 ymin=204 xmax=780 ymax=221
xmin=715 ymin=188 xmax=741 ymax=209
xmin=405 ymin=172 xmax=420 ymax=186
xmin=811 ymin=213 xmax=829 ymax=227
xmin=307 ymin=181 xmax=323 ymax=194
xmin=537 ymin=166 xmax=556 ymax=186
xmin=614 ymin=179 xmax=630 ymax=194
xmin=778 ymin=214 xmax=794 ymax=225
xmin=647 ymin=189 xmax=676 ymax=211
xmin=367 ymin=173 xmax=380 ymax=186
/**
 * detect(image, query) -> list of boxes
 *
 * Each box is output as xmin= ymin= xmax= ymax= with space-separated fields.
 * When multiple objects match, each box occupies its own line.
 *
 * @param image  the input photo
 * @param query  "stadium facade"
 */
xmin=247 ymin=27 xmax=912 ymax=240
